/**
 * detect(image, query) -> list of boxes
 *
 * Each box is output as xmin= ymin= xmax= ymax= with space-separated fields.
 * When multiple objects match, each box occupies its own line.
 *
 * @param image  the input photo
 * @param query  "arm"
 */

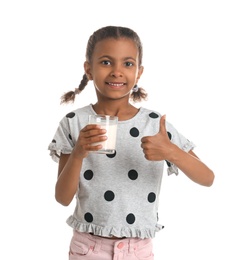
xmin=141 ymin=115 xmax=214 ymax=187
xmin=55 ymin=124 xmax=107 ymax=206
xmin=167 ymin=147 xmax=214 ymax=186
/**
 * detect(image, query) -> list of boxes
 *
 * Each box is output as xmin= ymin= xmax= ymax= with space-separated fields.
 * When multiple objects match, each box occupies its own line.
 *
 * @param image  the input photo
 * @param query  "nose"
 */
xmin=110 ymin=65 xmax=123 ymax=77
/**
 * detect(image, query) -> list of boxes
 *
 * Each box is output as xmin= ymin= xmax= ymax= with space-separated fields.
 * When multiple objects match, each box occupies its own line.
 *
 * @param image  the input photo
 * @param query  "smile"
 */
xmin=107 ymin=82 xmax=125 ymax=87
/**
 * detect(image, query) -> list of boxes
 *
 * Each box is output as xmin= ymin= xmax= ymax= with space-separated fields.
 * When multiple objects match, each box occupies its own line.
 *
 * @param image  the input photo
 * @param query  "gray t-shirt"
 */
xmin=48 ymin=104 xmax=195 ymax=238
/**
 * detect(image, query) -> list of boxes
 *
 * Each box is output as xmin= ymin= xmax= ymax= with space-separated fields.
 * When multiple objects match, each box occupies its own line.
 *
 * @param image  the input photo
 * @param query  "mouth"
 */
xmin=107 ymin=82 xmax=125 ymax=88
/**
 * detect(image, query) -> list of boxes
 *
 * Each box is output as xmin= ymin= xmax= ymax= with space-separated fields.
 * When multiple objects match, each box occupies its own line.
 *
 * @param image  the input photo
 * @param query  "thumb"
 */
xmin=159 ymin=114 xmax=167 ymax=133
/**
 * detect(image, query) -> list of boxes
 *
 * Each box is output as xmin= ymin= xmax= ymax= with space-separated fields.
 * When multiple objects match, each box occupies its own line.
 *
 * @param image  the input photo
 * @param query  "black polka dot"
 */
xmin=106 ymin=150 xmax=116 ymax=158
xmin=52 ymin=139 xmax=56 ymax=143
xmin=148 ymin=192 xmax=156 ymax=203
xmin=104 ymin=190 xmax=115 ymax=201
xmin=167 ymin=131 xmax=172 ymax=140
xmin=149 ymin=112 xmax=159 ymax=119
xmin=128 ymin=170 xmax=138 ymax=180
xmin=84 ymin=170 xmax=93 ymax=180
xmin=84 ymin=212 xmax=93 ymax=223
xmin=126 ymin=213 xmax=135 ymax=224
xmin=66 ymin=112 xmax=75 ymax=118
xmin=130 ymin=127 xmax=139 ymax=137
xmin=68 ymin=134 xmax=72 ymax=140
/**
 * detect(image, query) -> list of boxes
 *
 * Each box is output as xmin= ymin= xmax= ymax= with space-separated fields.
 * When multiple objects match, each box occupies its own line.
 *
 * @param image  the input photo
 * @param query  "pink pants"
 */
xmin=69 ymin=230 xmax=154 ymax=260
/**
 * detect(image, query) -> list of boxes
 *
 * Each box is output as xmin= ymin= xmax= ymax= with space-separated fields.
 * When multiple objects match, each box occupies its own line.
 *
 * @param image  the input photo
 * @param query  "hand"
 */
xmin=72 ymin=124 xmax=107 ymax=158
xmin=141 ymin=115 xmax=173 ymax=161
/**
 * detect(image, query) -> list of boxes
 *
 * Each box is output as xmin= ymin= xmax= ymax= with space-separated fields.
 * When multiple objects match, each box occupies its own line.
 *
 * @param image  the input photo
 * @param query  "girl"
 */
xmin=48 ymin=26 xmax=214 ymax=260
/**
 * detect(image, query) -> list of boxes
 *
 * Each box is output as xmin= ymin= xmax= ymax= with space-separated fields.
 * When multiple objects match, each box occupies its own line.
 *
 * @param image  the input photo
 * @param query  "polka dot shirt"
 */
xmin=48 ymin=104 xmax=195 ymax=239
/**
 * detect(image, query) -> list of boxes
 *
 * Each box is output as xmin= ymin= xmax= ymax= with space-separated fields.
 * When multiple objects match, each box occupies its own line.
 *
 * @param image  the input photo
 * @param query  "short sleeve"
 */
xmin=165 ymin=122 xmax=196 ymax=176
xmin=48 ymin=116 xmax=75 ymax=163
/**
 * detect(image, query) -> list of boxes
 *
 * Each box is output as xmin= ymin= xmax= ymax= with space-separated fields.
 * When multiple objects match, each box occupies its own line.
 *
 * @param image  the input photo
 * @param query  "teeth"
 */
xmin=108 ymin=83 xmax=124 ymax=87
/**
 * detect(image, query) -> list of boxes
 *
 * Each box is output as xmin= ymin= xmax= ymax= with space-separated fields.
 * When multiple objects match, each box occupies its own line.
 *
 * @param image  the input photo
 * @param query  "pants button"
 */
xmin=117 ymin=242 xmax=124 ymax=249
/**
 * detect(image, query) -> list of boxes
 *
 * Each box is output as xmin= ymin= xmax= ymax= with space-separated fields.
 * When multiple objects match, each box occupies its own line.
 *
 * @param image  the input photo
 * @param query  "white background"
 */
xmin=0 ymin=0 xmax=244 ymax=259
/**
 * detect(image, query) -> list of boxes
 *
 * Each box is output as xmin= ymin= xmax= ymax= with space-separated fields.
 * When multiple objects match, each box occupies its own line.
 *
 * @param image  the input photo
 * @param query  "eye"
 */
xmin=125 ymin=61 xmax=134 ymax=67
xmin=101 ymin=60 xmax=111 ymax=65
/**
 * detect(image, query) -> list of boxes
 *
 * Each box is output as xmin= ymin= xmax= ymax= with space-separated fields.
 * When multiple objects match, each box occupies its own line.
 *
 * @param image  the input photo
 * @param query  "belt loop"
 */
xmin=128 ymin=239 xmax=135 ymax=253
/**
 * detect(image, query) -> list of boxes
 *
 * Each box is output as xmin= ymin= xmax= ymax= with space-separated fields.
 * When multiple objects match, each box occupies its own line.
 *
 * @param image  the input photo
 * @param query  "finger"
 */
xmin=82 ymin=124 xmax=102 ymax=132
xmin=159 ymin=114 xmax=167 ymax=134
xmin=82 ymin=126 xmax=106 ymax=138
xmin=141 ymin=136 xmax=150 ymax=143
xmin=88 ymin=134 xmax=107 ymax=144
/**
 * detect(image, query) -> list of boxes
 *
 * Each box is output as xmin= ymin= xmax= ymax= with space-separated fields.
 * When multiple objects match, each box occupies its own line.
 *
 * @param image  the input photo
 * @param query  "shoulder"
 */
xmin=138 ymin=107 xmax=184 ymax=137
xmin=58 ymin=104 xmax=93 ymax=129
xmin=60 ymin=104 xmax=92 ymax=121
xmin=139 ymin=107 xmax=162 ymax=119
xmin=67 ymin=104 xmax=92 ymax=117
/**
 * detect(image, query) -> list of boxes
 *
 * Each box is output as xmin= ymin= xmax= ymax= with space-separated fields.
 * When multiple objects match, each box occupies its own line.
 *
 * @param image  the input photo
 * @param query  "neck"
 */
xmin=92 ymin=101 xmax=139 ymax=121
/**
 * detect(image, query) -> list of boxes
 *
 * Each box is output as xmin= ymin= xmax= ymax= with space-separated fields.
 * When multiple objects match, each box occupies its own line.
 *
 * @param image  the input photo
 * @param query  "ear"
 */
xmin=136 ymin=65 xmax=144 ymax=81
xmin=84 ymin=61 xmax=93 ymax=80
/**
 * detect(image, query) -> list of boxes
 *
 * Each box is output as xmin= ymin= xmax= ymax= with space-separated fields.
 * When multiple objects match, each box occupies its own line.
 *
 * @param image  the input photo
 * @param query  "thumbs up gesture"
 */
xmin=141 ymin=115 xmax=174 ymax=161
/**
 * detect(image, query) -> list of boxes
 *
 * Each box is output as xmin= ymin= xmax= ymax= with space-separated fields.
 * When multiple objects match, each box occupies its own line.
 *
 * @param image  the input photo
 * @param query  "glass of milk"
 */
xmin=88 ymin=114 xmax=118 ymax=154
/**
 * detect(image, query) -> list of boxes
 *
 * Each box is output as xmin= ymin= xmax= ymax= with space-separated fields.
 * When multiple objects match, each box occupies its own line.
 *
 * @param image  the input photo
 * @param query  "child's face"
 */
xmin=84 ymin=37 xmax=143 ymax=101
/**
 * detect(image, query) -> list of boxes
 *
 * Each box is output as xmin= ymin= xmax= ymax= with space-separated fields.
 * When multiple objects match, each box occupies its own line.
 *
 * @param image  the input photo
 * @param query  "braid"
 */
xmin=130 ymin=87 xmax=148 ymax=102
xmin=60 ymin=74 xmax=89 ymax=104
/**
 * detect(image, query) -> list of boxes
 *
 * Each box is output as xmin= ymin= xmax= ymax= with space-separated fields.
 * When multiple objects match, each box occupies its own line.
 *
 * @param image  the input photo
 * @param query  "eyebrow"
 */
xmin=98 ymin=55 xmax=136 ymax=62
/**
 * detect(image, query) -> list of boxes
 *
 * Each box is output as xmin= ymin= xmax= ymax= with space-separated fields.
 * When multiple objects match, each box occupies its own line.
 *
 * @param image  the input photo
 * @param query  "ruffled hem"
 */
xmin=66 ymin=216 xmax=164 ymax=239
xmin=167 ymin=164 xmax=179 ymax=176
xmin=48 ymin=142 xmax=72 ymax=162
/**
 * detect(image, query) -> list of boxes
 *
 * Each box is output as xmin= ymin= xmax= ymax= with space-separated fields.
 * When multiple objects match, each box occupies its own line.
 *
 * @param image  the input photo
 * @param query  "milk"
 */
xmin=88 ymin=115 xmax=118 ymax=154
xmin=98 ymin=123 xmax=117 ymax=152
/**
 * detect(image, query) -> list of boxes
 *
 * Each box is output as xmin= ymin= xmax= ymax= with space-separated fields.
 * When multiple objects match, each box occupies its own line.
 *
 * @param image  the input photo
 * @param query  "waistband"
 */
xmin=73 ymin=230 xmax=152 ymax=253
